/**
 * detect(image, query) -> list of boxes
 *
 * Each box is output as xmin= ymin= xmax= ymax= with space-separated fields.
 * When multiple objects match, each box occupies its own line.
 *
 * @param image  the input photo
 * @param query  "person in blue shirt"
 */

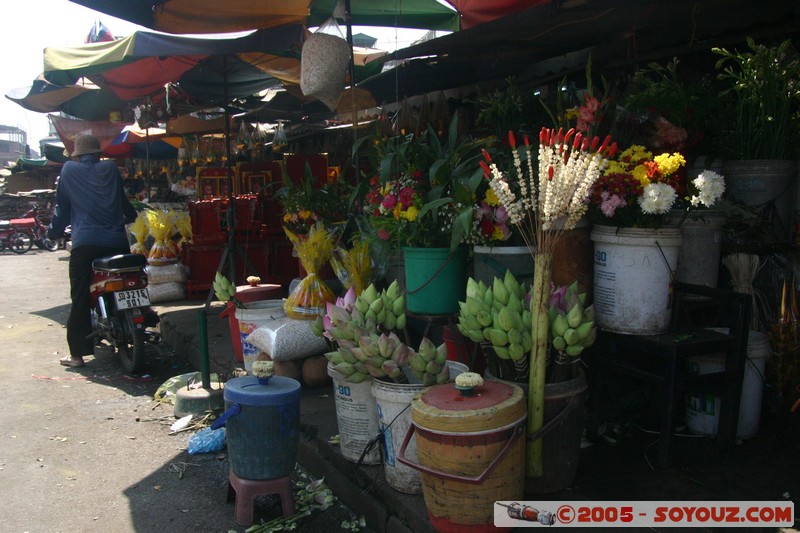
xmin=48 ymin=134 xmax=138 ymax=368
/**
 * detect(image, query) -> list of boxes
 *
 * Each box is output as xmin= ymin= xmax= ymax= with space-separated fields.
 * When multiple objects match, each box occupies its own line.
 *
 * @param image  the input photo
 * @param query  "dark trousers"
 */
xmin=67 ymin=245 xmax=130 ymax=357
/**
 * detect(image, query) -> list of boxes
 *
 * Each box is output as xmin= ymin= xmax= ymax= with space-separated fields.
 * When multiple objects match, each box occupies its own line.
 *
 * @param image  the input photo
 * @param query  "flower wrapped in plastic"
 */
xmin=129 ymin=211 xmax=149 ymax=256
xmin=146 ymin=209 xmax=179 ymax=265
xmin=284 ymin=222 xmax=337 ymax=320
xmin=330 ymin=235 xmax=372 ymax=295
xmin=172 ymin=210 xmax=192 ymax=252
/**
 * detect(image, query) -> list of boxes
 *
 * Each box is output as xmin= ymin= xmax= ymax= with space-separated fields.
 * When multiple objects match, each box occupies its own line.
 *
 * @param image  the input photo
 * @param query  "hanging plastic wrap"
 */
xmin=129 ymin=212 xmax=149 ymax=256
xmin=284 ymin=222 xmax=336 ymax=319
xmin=300 ymin=17 xmax=351 ymax=111
xmin=330 ymin=236 xmax=372 ymax=295
xmin=146 ymin=209 xmax=179 ymax=265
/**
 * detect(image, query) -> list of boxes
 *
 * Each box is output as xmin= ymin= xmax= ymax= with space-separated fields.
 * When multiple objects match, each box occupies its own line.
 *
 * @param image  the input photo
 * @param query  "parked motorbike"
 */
xmin=21 ymin=205 xmax=59 ymax=251
xmin=89 ymin=253 xmax=160 ymax=373
xmin=0 ymin=221 xmax=33 ymax=254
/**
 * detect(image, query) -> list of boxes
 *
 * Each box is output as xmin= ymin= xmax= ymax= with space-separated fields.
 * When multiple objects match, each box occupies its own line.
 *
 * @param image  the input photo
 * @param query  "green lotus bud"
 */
xmin=575 ymin=321 xmax=594 ymax=340
xmin=477 ymin=310 xmax=493 ymax=327
xmin=369 ymin=297 xmax=384 ymax=314
xmin=435 ymin=343 xmax=448 ymax=365
xmin=353 ymin=361 xmax=367 ymax=374
xmin=334 ymin=362 xmax=356 ymax=376
xmin=507 ymin=294 xmax=522 ymax=314
xmin=348 ymin=372 xmax=368 ymax=383
xmin=326 ymin=351 xmax=344 ymax=365
xmin=383 ymin=313 xmax=396 ymax=331
xmin=381 ymin=359 xmax=399 ymax=377
xmin=310 ymin=315 xmax=324 ymax=337
xmin=467 ymin=329 xmax=484 ymax=343
xmin=395 ymin=313 xmax=407 ymax=330
xmin=354 ymin=298 xmax=369 ymax=314
xmin=563 ymin=328 xmax=580 ymax=346
xmin=376 ymin=308 xmax=386 ymax=324
xmin=466 ymin=277 xmax=480 ymax=299
xmin=497 ymin=307 xmax=517 ymax=332
xmin=488 ymin=328 xmax=509 ymax=347
xmin=466 ymin=296 xmax=483 ymax=316
xmin=493 ymin=346 xmax=510 ymax=359
xmin=422 ymin=372 xmax=437 ymax=386
xmin=340 ymin=347 xmax=358 ymax=364
xmin=462 ymin=315 xmax=481 ymax=332
xmin=566 ymin=344 xmax=584 ymax=357
xmin=508 ymin=343 xmax=525 ymax=361
xmin=521 ymin=331 xmax=533 ymax=351
xmin=504 ymin=270 xmax=521 ymax=298
xmin=425 ymin=360 xmax=441 ymax=375
xmin=362 ymin=284 xmax=379 ymax=304
xmin=418 ymin=337 xmax=436 ymax=362
xmin=567 ymin=302 xmax=583 ymax=328
xmin=583 ymin=304 xmax=595 ymax=323
xmin=507 ymin=328 xmax=522 ymax=345
xmin=410 ymin=353 xmax=427 ymax=372
xmin=483 ymin=287 xmax=494 ymax=306
xmin=552 ymin=335 xmax=567 ymax=351
xmin=392 ymin=295 xmax=405 ymax=316
xmin=553 ymin=312 xmax=569 ymax=337
xmin=386 ymin=280 xmax=400 ymax=300
xmin=412 ymin=367 xmax=425 ymax=381
xmin=493 ymin=277 xmax=509 ymax=305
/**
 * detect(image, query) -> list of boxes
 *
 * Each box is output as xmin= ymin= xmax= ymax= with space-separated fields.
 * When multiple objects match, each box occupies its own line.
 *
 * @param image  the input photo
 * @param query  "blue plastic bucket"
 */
xmin=213 ymin=375 xmax=301 ymax=479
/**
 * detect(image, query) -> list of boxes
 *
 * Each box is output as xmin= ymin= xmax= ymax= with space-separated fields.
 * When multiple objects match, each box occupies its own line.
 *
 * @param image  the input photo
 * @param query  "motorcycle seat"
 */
xmin=93 ymin=253 xmax=148 ymax=271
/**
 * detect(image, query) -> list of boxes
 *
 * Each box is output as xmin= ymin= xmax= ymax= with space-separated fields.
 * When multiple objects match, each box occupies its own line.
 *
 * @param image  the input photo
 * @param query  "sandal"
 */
xmin=60 ymin=356 xmax=85 ymax=368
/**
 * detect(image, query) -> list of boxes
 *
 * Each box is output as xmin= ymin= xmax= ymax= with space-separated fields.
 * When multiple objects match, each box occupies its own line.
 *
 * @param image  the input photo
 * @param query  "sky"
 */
xmin=0 ymin=0 xmax=432 ymax=155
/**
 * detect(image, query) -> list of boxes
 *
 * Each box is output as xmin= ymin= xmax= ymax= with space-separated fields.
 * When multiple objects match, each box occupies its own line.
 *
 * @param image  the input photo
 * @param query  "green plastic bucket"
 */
xmin=403 ymin=247 xmax=467 ymax=315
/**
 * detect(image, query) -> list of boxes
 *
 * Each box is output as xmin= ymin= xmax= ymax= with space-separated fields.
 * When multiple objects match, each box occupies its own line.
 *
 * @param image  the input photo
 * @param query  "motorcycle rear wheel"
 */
xmin=36 ymin=238 xmax=59 ymax=251
xmin=9 ymin=231 xmax=33 ymax=254
xmin=118 ymin=317 xmax=146 ymax=374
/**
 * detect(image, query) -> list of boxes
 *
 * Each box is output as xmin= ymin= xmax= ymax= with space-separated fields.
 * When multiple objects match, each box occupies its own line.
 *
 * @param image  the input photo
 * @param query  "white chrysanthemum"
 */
xmin=252 ymin=360 xmax=274 ymax=379
xmin=455 ymin=372 xmax=484 ymax=388
xmin=638 ymin=182 xmax=678 ymax=214
xmin=691 ymin=170 xmax=725 ymax=207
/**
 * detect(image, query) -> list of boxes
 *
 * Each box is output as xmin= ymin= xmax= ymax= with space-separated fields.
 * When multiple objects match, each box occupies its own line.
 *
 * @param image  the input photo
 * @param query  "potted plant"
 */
xmin=362 ymin=114 xmax=486 ymax=315
xmin=587 ymin=143 xmax=725 ymax=334
xmin=712 ymin=38 xmax=800 ymax=243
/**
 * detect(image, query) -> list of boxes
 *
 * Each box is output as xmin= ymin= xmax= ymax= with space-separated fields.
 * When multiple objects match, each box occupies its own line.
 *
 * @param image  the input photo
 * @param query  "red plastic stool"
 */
xmin=227 ymin=471 xmax=295 ymax=525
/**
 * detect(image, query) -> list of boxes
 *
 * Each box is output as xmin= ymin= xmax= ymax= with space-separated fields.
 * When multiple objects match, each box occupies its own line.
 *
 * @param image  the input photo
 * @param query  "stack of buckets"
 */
xmin=211 ymin=375 xmax=301 ymax=479
xmin=684 ymin=329 xmax=771 ymax=439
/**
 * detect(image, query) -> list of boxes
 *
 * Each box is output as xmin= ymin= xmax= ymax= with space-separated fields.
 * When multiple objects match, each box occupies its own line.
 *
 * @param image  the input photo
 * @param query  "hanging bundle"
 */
xmin=283 ymin=222 xmax=337 ymax=319
xmin=300 ymin=17 xmax=351 ymax=111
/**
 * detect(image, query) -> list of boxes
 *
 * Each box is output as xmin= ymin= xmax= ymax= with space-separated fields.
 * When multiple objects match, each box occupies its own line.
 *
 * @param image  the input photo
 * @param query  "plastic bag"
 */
xmin=146 ymin=209 xmax=179 ymax=265
xmin=147 ymin=281 xmax=186 ymax=303
xmin=300 ymin=17 xmax=350 ymax=111
xmin=145 ymin=263 xmax=187 ymax=284
xmin=284 ymin=222 xmax=336 ymax=319
xmin=330 ymin=236 xmax=372 ymax=295
xmin=155 ymin=371 xmax=222 ymax=404
xmin=129 ymin=212 xmax=149 ymax=256
xmin=246 ymin=318 xmax=328 ymax=361
xmin=187 ymin=427 xmax=226 ymax=454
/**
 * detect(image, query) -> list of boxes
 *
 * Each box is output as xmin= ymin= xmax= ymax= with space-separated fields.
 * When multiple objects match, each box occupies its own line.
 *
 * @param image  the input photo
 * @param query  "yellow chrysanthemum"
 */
xmin=403 ymin=206 xmax=419 ymax=222
xmin=485 ymin=188 xmax=500 ymax=206
xmin=299 ymin=209 xmax=312 ymax=220
xmin=654 ymin=152 xmax=686 ymax=176
xmin=631 ymin=165 xmax=650 ymax=186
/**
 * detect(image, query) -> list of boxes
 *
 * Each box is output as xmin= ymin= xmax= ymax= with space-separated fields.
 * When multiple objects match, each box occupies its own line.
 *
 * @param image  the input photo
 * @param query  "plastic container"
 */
xmin=398 ymin=379 xmax=526 ymax=533
xmin=220 ymin=286 xmax=284 ymax=364
xmin=403 ymin=247 xmax=467 ymax=315
xmin=472 ymin=245 xmax=534 ymax=287
xmin=590 ymin=225 xmax=682 ymax=335
xmin=327 ymin=363 xmax=381 ymax=465
xmin=211 ymin=375 xmax=301 ymax=480
xmin=234 ymin=300 xmax=286 ymax=372
xmin=685 ymin=330 xmax=771 ymax=439
xmin=371 ymin=362 xmax=467 ymax=494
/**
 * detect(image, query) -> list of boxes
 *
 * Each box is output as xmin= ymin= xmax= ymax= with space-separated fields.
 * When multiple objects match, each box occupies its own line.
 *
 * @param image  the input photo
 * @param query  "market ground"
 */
xmin=2 ymin=249 xmax=800 ymax=533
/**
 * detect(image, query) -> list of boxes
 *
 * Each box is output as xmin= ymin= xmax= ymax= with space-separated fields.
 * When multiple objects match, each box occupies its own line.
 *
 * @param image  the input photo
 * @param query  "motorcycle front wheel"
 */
xmin=36 ymin=237 xmax=59 ymax=251
xmin=118 ymin=314 xmax=146 ymax=374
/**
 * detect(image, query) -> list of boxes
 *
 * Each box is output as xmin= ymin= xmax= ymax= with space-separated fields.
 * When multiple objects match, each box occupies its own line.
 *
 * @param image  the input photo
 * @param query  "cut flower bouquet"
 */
xmin=588 ymin=144 xmax=723 ymax=228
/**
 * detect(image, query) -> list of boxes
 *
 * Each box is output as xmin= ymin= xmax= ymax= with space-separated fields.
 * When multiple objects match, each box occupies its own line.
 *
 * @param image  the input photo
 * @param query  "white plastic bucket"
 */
xmin=327 ymin=363 xmax=381 ymax=465
xmin=685 ymin=330 xmax=771 ymax=439
xmin=371 ymin=361 xmax=467 ymax=494
xmin=590 ymin=226 xmax=682 ymax=335
xmin=234 ymin=300 xmax=285 ymax=373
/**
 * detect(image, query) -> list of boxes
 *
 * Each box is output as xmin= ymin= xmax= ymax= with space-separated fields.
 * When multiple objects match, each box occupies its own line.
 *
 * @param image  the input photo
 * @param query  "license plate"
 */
xmin=115 ymin=289 xmax=151 ymax=310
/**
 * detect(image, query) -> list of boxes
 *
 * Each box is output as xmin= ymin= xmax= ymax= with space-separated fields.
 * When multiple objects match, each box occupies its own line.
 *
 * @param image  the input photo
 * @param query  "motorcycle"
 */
xmin=21 ymin=205 xmax=59 ymax=252
xmin=0 ymin=220 xmax=34 ymax=254
xmin=89 ymin=253 xmax=161 ymax=373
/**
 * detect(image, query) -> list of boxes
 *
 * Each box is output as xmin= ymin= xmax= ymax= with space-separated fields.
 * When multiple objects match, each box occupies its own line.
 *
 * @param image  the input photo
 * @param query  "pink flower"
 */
xmin=599 ymin=191 xmax=627 ymax=218
xmin=494 ymin=205 xmax=509 ymax=224
xmin=381 ymin=194 xmax=397 ymax=210
xmin=398 ymin=187 xmax=416 ymax=206
xmin=377 ymin=229 xmax=390 ymax=241
xmin=583 ymin=95 xmax=600 ymax=113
